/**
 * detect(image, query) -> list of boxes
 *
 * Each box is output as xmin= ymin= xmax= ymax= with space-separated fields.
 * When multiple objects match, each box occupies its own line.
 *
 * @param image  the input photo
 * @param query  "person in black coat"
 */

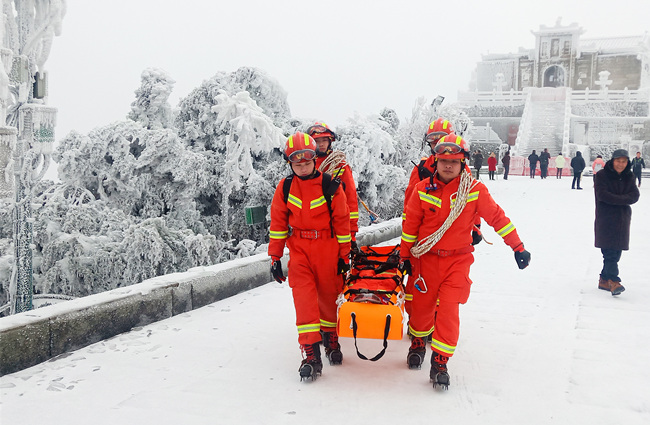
xmin=527 ymin=150 xmax=539 ymax=178
xmin=594 ymin=149 xmax=640 ymax=296
xmin=630 ymin=151 xmax=645 ymax=187
xmin=539 ymin=148 xmax=551 ymax=179
xmin=570 ymin=151 xmax=586 ymax=189
xmin=472 ymin=150 xmax=483 ymax=179
xmin=502 ymin=150 xmax=511 ymax=180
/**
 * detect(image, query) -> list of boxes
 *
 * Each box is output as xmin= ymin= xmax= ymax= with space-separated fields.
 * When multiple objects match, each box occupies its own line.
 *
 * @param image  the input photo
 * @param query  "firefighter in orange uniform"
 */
xmin=399 ymin=134 xmax=531 ymax=389
xmin=402 ymin=118 xmax=456 ymax=317
xmin=268 ymin=132 xmax=351 ymax=381
xmin=307 ymin=122 xmax=359 ymax=250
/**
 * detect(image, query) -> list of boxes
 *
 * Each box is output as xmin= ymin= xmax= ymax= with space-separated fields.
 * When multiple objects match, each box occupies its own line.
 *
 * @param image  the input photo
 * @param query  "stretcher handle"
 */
xmin=350 ymin=312 xmax=391 ymax=361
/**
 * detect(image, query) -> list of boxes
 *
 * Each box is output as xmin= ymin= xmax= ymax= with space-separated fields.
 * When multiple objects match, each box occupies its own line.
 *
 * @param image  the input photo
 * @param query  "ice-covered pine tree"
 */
xmin=128 ymin=68 xmax=175 ymax=130
xmin=175 ymin=67 xmax=287 ymax=241
xmin=336 ymin=113 xmax=406 ymax=222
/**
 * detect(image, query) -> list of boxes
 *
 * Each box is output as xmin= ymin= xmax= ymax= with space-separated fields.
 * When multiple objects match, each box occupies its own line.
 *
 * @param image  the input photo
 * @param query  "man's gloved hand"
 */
xmin=350 ymin=239 xmax=359 ymax=253
xmin=471 ymin=224 xmax=483 ymax=245
xmin=271 ymin=257 xmax=286 ymax=283
xmin=514 ymin=249 xmax=531 ymax=270
xmin=398 ymin=259 xmax=412 ymax=276
xmin=337 ymin=258 xmax=350 ymax=275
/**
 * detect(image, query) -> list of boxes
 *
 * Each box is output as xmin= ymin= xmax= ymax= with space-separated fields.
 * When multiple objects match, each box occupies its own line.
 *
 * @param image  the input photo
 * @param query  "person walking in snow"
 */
xmin=268 ymin=132 xmax=352 ymax=381
xmin=528 ymin=150 xmax=539 ymax=178
xmin=539 ymin=148 xmax=551 ymax=179
xmin=402 ymin=118 xmax=456 ymax=317
xmin=472 ymin=150 xmax=483 ymax=179
xmin=592 ymin=155 xmax=605 ymax=174
xmin=306 ymin=122 xmax=360 ymax=251
xmin=502 ymin=150 xmax=511 ymax=180
xmin=571 ymin=151 xmax=586 ymax=189
xmin=399 ymin=134 xmax=531 ymax=389
xmin=487 ymin=152 xmax=497 ymax=180
xmin=594 ymin=149 xmax=639 ymax=296
xmin=631 ymin=151 xmax=645 ymax=187
xmin=555 ymin=153 xmax=566 ymax=178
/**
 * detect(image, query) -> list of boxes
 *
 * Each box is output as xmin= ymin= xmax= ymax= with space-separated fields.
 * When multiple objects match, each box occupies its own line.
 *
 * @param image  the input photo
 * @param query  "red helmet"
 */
xmin=433 ymin=134 xmax=470 ymax=160
xmin=424 ymin=118 xmax=455 ymax=144
xmin=284 ymin=132 xmax=317 ymax=163
xmin=306 ymin=122 xmax=337 ymax=141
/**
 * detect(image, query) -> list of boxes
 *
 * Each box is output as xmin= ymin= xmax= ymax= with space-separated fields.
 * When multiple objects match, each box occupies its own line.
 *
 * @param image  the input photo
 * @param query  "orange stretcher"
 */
xmin=336 ymin=244 xmax=405 ymax=361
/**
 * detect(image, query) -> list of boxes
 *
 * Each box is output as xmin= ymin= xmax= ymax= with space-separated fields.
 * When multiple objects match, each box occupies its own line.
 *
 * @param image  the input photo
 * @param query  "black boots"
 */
xmin=322 ymin=331 xmax=343 ymax=365
xmin=299 ymin=342 xmax=323 ymax=381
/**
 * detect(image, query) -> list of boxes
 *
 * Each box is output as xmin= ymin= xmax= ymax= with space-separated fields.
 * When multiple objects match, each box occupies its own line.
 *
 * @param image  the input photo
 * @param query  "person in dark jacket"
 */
xmin=528 ymin=150 xmax=539 ymax=178
xmin=539 ymin=148 xmax=551 ymax=179
xmin=630 ymin=151 xmax=645 ymax=187
xmin=472 ymin=150 xmax=483 ymax=179
xmin=594 ymin=149 xmax=640 ymax=296
xmin=570 ymin=151 xmax=586 ymax=189
xmin=502 ymin=150 xmax=511 ymax=180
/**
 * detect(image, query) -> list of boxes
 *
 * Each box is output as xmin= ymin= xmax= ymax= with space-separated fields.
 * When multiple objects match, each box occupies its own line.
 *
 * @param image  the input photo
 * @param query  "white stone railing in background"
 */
xmin=458 ymin=88 xmax=650 ymax=105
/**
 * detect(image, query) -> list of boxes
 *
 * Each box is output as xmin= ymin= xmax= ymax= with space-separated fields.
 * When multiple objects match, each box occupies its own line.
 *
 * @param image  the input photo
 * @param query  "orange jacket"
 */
xmin=400 ymin=172 xmax=523 ymax=259
xmin=403 ymin=156 xmax=437 ymax=219
xmin=269 ymin=172 xmax=351 ymax=260
xmin=316 ymin=155 xmax=359 ymax=234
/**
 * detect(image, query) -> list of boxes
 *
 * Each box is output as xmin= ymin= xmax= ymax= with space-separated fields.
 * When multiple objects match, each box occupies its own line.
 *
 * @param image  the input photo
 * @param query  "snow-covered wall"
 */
xmin=0 ymin=219 xmax=401 ymax=376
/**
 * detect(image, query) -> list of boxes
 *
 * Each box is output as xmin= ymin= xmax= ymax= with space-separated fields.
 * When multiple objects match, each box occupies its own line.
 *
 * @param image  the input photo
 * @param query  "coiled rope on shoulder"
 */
xmin=410 ymin=169 xmax=477 ymax=258
xmin=318 ymin=150 xmax=347 ymax=177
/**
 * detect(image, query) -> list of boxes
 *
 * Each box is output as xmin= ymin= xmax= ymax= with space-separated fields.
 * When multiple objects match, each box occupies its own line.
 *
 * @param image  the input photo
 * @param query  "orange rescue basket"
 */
xmin=337 ymin=244 xmax=405 ymax=361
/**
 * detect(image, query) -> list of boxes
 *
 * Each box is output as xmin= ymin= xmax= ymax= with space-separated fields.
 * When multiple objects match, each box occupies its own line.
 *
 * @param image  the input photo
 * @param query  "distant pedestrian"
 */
xmin=472 ymin=150 xmax=483 ymax=179
xmin=630 ymin=151 xmax=645 ymax=187
xmin=539 ymin=148 xmax=551 ymax=179
xmin=487 ymin=152 xmax=497 ymax=180
xmin=555 ymin=153 xmax=566 ymax=178
xmin=502 ymin=150 xmax=511 ymax=180
xmin=594 ymin=149 xmax=639 ymax=296
xmin=592 ymin=155 xmax=605 ymax=174
xmin=570 ymin=151 xmax=586 ymax=189
xmin=528 ymin=150 xmax=539 ymax=178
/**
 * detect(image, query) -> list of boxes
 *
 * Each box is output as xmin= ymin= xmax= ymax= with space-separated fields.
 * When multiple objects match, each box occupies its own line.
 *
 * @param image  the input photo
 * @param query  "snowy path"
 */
xmin=1 ymin=176 xmax=649 ymax=425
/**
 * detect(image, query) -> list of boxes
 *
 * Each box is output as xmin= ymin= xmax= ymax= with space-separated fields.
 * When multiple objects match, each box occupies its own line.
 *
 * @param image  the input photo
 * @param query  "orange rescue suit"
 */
xmin=269 ymin=171 xmax=351 ymax=345
xmin=316 ymin=156 xmax=359 ymax=236
xmin=400 ymin=172 xmax=523 ymax=358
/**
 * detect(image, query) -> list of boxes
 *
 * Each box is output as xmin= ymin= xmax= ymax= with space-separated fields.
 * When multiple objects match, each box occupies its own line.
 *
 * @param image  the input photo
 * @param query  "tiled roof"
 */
xmin=580 ymin=35 xmax=648 ymax=52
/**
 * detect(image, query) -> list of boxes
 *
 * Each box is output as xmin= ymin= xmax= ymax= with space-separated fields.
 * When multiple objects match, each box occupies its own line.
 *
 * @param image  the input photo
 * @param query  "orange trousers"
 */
xmin=408 ymin=252 xmax=474 ymax=358
xmin=287 ymin=234 xmax=343 ymax=345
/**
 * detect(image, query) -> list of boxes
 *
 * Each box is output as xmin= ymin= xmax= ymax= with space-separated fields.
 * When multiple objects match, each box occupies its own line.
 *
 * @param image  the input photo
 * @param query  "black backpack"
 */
xmin=282 ymin=172 xmax=340 ymax=236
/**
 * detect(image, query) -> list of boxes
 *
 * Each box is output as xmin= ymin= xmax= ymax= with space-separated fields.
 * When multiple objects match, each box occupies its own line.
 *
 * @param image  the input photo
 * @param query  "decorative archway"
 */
xmin=543 ymin=65 xmax=565 ymax=87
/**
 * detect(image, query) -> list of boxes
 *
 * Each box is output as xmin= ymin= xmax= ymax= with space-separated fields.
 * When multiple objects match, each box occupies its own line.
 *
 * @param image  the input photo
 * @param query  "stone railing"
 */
xmin=0 ymin=218 xmax=402 ymax=376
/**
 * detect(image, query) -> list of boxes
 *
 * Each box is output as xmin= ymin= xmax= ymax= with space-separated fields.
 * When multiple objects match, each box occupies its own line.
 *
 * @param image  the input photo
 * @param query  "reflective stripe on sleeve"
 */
xmin=337 ymin=234 xmax=352 ymax=243
xmin=401 ymin=231 xmax=417 ymax=243
xmin=350 ymin=211 xmax=359 ymax=219
xmin=270 ymin=230 xmax=288 ymax=239
xmin=497 ymin=222 xmax=515 ymax=238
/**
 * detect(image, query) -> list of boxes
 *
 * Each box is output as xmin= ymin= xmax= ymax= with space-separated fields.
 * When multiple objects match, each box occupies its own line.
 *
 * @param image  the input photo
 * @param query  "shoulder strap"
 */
xmin=282 ymin=175 xmax=294 ymax=203
xmin=417 ymin=159 xmax=433 ymax=181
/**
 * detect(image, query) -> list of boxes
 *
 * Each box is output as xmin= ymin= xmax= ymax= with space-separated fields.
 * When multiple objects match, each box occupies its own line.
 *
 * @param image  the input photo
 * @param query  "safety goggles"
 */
xmin=288 ymin=149 xmax=317 ymax=163
xmin=433 ymin=142 xmax=463 ymax=155
xmin=424 ymin=132 xmax=447 ymax=144
xmin=307 ymin=125 xmax=333 ymax=137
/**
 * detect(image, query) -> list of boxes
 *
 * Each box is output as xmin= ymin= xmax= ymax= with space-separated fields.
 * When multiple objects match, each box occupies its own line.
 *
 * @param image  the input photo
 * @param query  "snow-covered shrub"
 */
xmin=128 ymin=68 xmax=176 ymax=130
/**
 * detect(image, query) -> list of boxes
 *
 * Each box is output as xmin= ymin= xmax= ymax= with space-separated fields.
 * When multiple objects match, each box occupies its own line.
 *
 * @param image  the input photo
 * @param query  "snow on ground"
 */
xmin=1 ymin=175 xmax=649 ymax=425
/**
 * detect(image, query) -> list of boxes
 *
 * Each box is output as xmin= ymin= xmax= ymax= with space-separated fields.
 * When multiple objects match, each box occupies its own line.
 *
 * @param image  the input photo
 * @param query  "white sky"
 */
xmin=2 ymin=177 xmax=648 ymax=424
xmin=46 ymin=0 xmax=649 ymax=140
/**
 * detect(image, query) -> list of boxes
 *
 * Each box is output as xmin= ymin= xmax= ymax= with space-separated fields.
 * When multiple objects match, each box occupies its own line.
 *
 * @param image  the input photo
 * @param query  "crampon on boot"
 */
xmin=299 ymin=342 xmax=323 ymax=381
xmin=322 ymin=331 xmax=343 ymax=365
xmin=407 ymin=337 xmax=426 ymax=369
xmin=430 ymin=352 xmax=450 ymax=390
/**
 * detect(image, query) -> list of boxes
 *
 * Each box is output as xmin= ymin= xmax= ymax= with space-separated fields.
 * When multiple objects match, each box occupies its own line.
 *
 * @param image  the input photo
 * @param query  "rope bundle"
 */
xmin=410 ymin=169 xmax=476 ymax=258
xmin=318 ymin=150 xmax=347 ymax=177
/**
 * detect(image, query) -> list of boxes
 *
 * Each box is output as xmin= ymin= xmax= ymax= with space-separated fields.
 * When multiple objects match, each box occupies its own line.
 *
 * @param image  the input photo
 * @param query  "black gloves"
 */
xmin=337 ymin=258 xmax=350 ymax=275
xmin=514 ymin=250 xmax=531 ymax=270
xmin=271 ymin=257 xmax=286 ymax=283
xmin=398 ymin=259 xmax=412 ymax=276
xmin=350 ymin=239 xmax=359 ymax=254
xmin=471 ymin=230 xmax=483 ymax=245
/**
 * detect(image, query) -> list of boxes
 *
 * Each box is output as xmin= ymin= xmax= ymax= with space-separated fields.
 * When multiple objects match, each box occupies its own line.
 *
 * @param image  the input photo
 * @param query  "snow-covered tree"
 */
xmin=128 ymin=68 xmax=175 ymax=130
xmin=337 ymin=113 xmax=406 ymax=221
